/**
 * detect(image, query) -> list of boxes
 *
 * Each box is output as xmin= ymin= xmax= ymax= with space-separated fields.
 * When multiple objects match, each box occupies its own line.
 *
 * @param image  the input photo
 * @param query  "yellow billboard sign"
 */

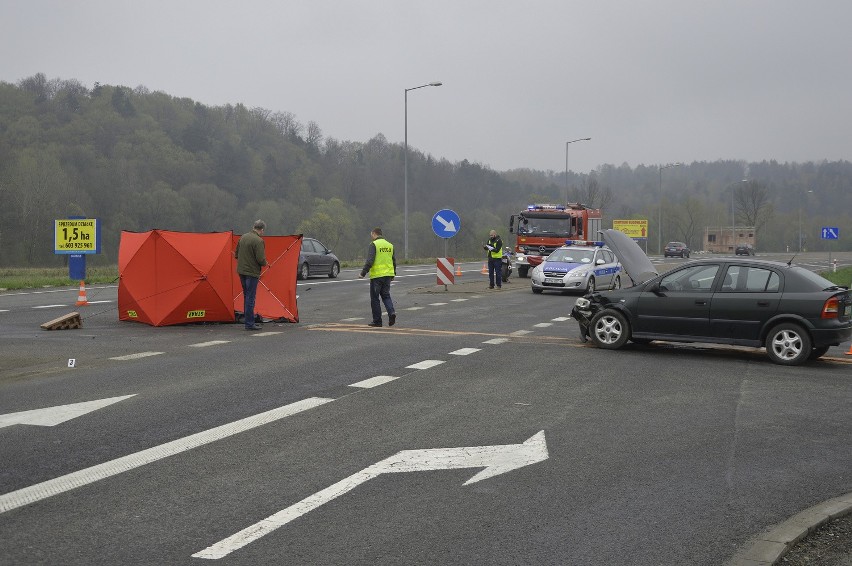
xmin=55 ymin=218 xmax=100 ymax=254
xmin=613 ymin=219 xmax=648 ymax=239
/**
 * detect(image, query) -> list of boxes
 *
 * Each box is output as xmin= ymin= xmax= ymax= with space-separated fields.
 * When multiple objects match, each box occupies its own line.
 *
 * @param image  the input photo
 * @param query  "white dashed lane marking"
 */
xmin=429 ymin=303 xmax=448 ymax=306
xmin=449 ymin=348 xmax=481 ymax=356
xmin=349 ymin=375 xmax=400 ymax=388
xmin=406 ymin=360 xmax=445 ymax=370
xmin=510 ymin=330 xmax=532 ymax=336
xmin=551 ymin=317 xmax=571 ymax=322
xmin=109 ymin=352 xmax=164 ymax=361
xmin=190 ymin=341 xmax=231 ymax=348
xmin=483 ymin=338 xmax=509 ymax=345
xmin=533 ymin=323 xmax=552 ymax=328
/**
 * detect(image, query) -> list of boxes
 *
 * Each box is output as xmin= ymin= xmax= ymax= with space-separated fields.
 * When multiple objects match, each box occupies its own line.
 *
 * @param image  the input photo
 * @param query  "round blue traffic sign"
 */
xmin=432 ymin=209 xmax=461 ymax=239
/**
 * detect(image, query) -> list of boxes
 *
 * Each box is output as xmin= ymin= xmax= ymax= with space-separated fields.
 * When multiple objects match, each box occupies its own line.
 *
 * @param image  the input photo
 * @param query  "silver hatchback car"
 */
xmin=530 ymin=241 xmax=621 ymax=294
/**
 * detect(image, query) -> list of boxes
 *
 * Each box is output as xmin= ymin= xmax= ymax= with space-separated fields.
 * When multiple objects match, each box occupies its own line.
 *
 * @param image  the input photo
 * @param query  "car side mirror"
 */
xmin=650 ymin=282 xmax=665 ymax=295
xmin=595 ymin=258 xmax=605 ymax=265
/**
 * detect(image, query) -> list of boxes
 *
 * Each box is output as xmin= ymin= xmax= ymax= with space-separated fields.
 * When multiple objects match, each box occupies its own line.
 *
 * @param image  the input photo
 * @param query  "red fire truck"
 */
xmin=509 ymin=203 xmax=603 ymax=278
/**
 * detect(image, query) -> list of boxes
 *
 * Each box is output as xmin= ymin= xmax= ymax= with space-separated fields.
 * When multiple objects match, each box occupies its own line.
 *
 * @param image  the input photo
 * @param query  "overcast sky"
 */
xmin=2 ymin=0 xmax=850 ymax=173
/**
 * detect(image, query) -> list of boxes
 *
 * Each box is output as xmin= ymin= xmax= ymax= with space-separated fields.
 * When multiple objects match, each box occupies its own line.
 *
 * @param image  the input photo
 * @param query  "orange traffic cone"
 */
xmin=845 ymin=343 xmax=852 ymax=356
xmin=455 ymin=263 xmax=462 ymax=277
xmin=75 ymin=281 xmax=89 ymax=306
xmin=480 ymin=263 xmax=488 ymax=275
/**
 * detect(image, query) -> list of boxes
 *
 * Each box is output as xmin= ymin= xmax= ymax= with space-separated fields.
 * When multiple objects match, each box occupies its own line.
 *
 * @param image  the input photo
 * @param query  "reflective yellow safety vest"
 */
xmin=488 ymin=237 xmax=503 ymax=259
xmin=369 ymin=238 xmax=395 ymax=278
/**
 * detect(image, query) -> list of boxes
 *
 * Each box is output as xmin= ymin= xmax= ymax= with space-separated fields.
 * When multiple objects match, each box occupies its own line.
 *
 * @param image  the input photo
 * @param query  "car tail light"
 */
xmin=821 ymin=296 xmax=839 ymax=319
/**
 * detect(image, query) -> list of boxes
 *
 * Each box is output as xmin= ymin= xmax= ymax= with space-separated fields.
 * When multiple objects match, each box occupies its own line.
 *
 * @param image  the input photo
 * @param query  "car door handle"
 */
xmin=757 ymin=301 xmax=771 ymax=307
xmin=694 ymin=300 xmax=707 ymax=306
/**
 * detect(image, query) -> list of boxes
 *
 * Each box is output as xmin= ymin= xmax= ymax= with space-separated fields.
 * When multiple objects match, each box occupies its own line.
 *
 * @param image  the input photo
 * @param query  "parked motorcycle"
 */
xmin=501 ymin=247 xmax=514 ymax=282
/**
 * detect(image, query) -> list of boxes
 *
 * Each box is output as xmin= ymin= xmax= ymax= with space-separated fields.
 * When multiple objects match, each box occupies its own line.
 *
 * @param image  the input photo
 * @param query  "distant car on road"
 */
xmin=664 ymin=242 xmax=690 ymax=258
xmin=735 ymin=243 xmax=756 ymax=256
xmin=298 ymin=238 xmax=340 ymax=279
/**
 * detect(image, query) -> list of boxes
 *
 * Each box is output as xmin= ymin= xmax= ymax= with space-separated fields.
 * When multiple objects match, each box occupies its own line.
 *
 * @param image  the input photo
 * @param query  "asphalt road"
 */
xmin=1 ymin=254 xmax=851 ymax=565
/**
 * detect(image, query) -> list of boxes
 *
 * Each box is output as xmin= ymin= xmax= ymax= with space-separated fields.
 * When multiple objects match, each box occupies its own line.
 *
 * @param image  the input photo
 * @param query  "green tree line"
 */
xmin=1 ymin=73 xmax=850 ymax=266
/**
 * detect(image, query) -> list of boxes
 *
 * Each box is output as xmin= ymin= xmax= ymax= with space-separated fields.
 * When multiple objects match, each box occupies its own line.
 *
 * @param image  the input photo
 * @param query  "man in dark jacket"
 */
xmin=235 ymin=220 xmax=267 ymax=330
xmin=484 ymin=229 xmax=503 ymax=289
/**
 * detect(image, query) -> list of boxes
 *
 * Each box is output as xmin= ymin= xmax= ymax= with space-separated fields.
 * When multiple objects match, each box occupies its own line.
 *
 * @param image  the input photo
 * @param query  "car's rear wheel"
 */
xmin=809 ymin=345 xmax=830 ymax=360
xmin=589 ymin=310 xmax=630 ymax=349
xmin=298 ymin=263 xmax=309 ymax=280
xmin=610 ymin=275 xmax=621 ymax=290
xmin=683 ymin=251 xmax=690 ymax=258
xmin=765 ymin=323 xmax=811 ymax=365
xmin=328 ymin=262 xmax=340 ymax=278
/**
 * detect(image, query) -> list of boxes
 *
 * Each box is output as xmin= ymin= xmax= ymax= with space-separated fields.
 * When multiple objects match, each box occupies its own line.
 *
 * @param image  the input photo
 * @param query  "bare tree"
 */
xmin=736 ymin=180 xmax=774 ymax=232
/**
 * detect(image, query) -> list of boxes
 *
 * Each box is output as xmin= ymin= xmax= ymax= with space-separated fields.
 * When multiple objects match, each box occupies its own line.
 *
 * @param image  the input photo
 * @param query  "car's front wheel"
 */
xmin=589 ymin=310 xmax=630 ymax=349
xmin=585 ymin=276 xmax=596 ymax=294
xmin=532 ymin=287 xmax=543 ymax=294
xmin=298 ymin=263 xmax=309 ymax=280
xmin=328 ymin=262 xmax=340 ymax=278
xmin=610 ymin=275 xmax=621 ymax=290
xmin=765 ymin=322 xmax=811 ymax=365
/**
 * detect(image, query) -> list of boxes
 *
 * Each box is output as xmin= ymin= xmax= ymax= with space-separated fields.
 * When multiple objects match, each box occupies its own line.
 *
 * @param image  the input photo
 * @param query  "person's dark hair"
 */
xmin=253 ymin=220 xmax=266 ymax=231
xmin=372 ymin=227 xmax=383 ymax=236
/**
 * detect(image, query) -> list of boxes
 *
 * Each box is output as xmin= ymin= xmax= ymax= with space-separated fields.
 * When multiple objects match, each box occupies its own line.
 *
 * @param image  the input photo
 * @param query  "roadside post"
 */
xmin=432 ymin=209 xmax=461 ymax=290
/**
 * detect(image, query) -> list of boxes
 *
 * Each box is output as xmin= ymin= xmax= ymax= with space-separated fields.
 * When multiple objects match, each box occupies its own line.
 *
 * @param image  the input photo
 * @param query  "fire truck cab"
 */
xmin=509 ymin=203 xmax=602 ymax=278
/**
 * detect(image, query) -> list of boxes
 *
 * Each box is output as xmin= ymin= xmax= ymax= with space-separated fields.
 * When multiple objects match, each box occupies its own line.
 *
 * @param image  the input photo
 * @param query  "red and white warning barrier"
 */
xmin=437 ymin=257 xmax=455 ymax=285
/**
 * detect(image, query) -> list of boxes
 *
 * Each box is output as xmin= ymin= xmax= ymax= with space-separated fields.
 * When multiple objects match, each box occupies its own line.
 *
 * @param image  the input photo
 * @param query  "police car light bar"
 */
xmin=527 ymin=204 xmax=566 ymax=211
xmin=564 ymin=240 xmax=605 ymax=247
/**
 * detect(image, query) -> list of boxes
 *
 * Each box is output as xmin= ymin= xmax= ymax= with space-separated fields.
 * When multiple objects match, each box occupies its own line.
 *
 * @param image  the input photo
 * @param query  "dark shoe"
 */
xmin=245 ymin=325 xmax=262 ymax=331
xmin=488 ymin=286 xmax=495 ymax=289
xmin=388 ymin=313 xmax=396 ymax=326
xmin=367 ymin=322 xmax=382 ymax=327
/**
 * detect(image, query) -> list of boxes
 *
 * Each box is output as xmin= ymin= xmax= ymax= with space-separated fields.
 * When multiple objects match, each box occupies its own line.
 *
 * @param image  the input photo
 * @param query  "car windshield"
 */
xmin=547 ymin=248 xmax=595 ymax=263
xmin=518 ymin=216 xmax=575 ymax=237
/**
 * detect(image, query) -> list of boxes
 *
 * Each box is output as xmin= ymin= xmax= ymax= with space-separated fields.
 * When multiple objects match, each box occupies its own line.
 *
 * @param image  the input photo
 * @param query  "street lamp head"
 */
xmin=429 ymin=81 xmax=443 ymax=87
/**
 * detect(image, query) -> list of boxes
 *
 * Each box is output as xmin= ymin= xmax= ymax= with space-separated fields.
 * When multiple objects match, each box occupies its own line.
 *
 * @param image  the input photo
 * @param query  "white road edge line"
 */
xmin=189 ymin=341 xmax=231 ymax=348
xmin=0 ymin=397 xmax=334 ymax=515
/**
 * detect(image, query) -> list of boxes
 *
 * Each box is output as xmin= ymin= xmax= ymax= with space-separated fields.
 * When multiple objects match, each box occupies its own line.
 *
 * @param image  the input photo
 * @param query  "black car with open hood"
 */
xmin=571 ymin=230 xmax=851 ymax=365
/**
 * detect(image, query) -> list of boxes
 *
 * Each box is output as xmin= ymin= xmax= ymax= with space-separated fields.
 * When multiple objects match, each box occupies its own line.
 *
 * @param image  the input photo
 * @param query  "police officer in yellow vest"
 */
xmin=359 ymin=227 xmax=397 ymax=327
xmin=484 ymin=229 xmax=503 ymax=289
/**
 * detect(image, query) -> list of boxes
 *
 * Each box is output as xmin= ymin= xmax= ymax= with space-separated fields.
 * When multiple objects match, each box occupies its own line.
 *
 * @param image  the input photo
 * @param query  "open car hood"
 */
xmin=601 ymin=229 xmax=658 ymax=285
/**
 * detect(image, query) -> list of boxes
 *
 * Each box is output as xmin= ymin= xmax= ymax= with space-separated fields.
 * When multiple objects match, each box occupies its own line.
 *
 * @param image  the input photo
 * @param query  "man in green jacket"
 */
xmin=359 ymin=227 xmax=397 ymax=327
xmin=235 ymin=220 xmax=267 ymax=330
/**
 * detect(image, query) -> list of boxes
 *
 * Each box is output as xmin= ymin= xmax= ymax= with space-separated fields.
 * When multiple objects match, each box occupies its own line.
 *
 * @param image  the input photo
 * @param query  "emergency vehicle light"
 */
xmin=527 ymin=204 xmax=566 ymax=211
xmin=564 ymin=240 xmax=605 ymax=247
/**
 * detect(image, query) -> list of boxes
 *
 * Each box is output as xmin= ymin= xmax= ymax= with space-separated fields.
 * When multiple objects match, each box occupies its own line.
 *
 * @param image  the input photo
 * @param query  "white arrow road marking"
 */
xmin=0 ymin=397 xmax=333 ymax=515
xmin=435 ymin=215 xmax=457 ymax=233
xmin=0 ymin=395 xmax=136 ymax=429
xmin=193 ymin=431 xmax=548 ymax=560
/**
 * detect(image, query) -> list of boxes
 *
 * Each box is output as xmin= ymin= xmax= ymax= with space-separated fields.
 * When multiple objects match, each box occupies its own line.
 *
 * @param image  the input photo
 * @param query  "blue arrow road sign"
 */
xmin=432 ymin=209 xmax=461 ymax=239
xmin=821 ymin=227 xmax=839 ymax=240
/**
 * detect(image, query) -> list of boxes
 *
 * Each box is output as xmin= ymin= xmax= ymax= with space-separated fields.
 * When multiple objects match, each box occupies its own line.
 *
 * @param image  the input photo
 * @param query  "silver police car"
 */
xmin=530 ymin=241 xmax=621 ymax=294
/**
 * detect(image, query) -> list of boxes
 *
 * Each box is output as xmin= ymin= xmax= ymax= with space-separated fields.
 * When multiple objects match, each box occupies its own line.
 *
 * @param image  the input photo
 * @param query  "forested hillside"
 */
xmin=1 ymin=73 xmax=850 ymax=266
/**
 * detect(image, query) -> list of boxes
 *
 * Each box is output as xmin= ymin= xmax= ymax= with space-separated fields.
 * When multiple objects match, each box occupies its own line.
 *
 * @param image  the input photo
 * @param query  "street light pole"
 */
xmin=658 ymin=162 xmax=682 ymax=255
xmin=404 ymin=81 xmax=442 ymax=260
xmin=799 ymin=188 xmax=813 ymax=252
xmin=730 ymin=179 xmax=747 ymax=252
xmin=564 ymin=138 xmax=591 ymax=204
